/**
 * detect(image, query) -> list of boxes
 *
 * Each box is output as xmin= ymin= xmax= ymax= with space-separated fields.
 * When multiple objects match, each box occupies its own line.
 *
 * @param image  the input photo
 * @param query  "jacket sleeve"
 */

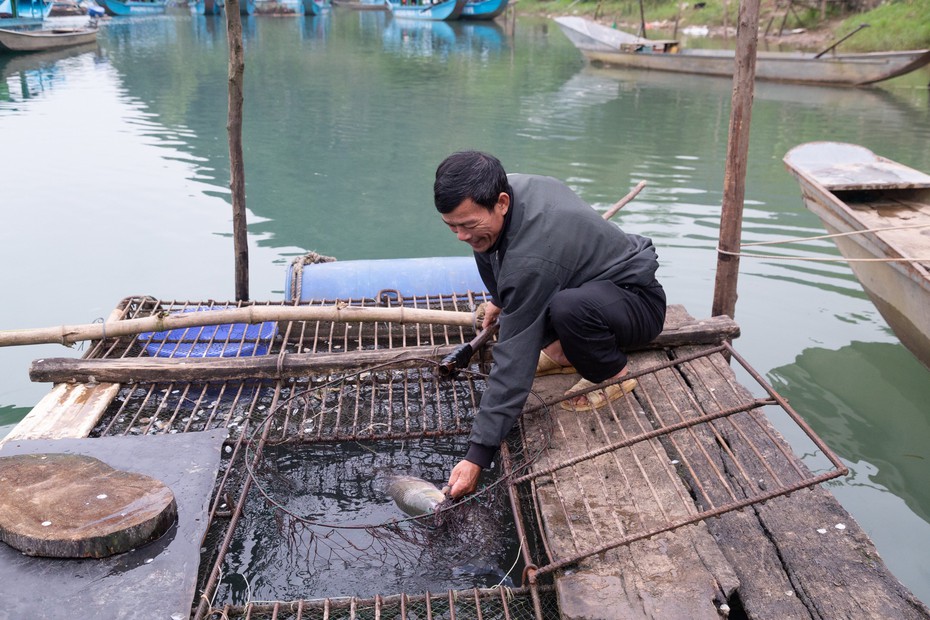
xmin=467 ymin=259 xmax=562 ymax=460
xmin=474 ymin=250 xmax=500 ymax=306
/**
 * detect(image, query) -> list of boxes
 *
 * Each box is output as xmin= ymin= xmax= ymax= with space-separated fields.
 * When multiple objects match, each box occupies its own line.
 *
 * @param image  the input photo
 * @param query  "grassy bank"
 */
xmin=521 ymin=0 xmax=930 ymax=51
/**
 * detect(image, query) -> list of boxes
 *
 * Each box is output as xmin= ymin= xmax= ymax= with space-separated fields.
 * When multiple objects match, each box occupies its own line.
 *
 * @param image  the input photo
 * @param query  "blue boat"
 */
xmin=459 ymin=0 xmax=506 ymax=20
xmin=96 ymin=0 xmax=166 ymax=15
xmin=1 ymin=0 xmax=53 ymax=22
xmin=302 ymin=0 xmax=328 ymax=16
xmin=386 ymin=0 xmax=466 ymax=21
xmin=190 ymin=0 xmax=223 ymax=15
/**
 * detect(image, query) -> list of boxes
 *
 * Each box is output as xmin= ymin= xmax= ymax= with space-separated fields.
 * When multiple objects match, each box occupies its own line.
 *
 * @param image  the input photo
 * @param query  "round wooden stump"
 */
xmin=0 ymin=453 xmax=177 ymax=558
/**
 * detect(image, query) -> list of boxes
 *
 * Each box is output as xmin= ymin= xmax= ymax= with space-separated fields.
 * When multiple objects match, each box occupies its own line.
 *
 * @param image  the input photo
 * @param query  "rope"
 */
xmin=717 ymin=222 xmax=930 ymax=263
xmin=289 ymin=251 xmax=337 ymax=302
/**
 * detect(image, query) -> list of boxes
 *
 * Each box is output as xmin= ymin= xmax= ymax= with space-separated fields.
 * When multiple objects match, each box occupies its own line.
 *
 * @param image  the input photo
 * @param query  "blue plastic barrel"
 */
xmin=285 ymin=256 xmax=487 ymax=303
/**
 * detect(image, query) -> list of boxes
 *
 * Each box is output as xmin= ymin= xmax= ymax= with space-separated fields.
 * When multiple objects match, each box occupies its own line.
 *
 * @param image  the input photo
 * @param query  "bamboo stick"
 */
xmin=602 ymin=180 xmax=647 ymax=221
xmin=0 ymin=305 xmax=476 ymax=348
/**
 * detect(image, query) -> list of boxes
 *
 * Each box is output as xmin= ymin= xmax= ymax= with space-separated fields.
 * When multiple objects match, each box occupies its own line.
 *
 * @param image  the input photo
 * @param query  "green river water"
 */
xmin=1 ymin=9 xmax=929 ymax=603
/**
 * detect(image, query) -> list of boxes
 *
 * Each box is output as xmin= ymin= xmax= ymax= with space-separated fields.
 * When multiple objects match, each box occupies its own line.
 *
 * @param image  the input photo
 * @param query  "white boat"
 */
xmin=0 ymin=24 xmax=97 ymax=52
xmin=554 ymin=16 xmax=930 ymax=86
xmin=784 ymin=142 xmax=930 ymax=369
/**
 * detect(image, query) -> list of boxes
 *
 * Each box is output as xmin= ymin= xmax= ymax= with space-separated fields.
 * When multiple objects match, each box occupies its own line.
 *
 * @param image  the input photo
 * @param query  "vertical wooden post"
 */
xmin=225 ymin=0 xmax=250 ymax=302
xmin=711 ymin=0 xmax=761 ymax=319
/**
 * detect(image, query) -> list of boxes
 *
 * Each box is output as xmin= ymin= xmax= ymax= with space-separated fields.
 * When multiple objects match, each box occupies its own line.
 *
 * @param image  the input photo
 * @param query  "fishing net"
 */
xmin=210 ymin=361 xmax=555 ymax=606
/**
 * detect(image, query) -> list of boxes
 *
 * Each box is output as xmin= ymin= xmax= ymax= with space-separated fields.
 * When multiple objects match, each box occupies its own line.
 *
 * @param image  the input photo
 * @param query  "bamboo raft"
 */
xmin=3 ymin=295 xmax=928 ymax=619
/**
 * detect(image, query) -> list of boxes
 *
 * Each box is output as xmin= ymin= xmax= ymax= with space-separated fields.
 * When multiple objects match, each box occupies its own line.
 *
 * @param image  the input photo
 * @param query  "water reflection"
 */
xmin=770 ymin=341 xmax=930 ymax=523
xmin=381 ymin=17 xmax=507 ymax=60
xmin=0 ymin=45 xmax=99 ymax=102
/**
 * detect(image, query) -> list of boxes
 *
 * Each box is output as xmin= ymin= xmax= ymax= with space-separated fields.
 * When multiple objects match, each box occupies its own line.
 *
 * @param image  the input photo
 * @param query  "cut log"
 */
xmin=0 ymin=453 xmax=177 ymax=558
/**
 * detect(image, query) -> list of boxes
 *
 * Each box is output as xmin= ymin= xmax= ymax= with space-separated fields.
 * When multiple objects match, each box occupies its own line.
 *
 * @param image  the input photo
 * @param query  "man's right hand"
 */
xmin=446 ymin=459 xmax=481 ymax=499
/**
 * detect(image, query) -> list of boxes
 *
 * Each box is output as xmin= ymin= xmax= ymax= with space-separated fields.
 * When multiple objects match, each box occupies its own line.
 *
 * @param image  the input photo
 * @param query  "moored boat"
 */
xmin=784 ymin=142 xmax=930 ymax=369
xmin=96 ymin=0 xmax=166 ymax=15
xmin=386 ymin=0 xmax=466 ymax=21
xmin=459 ymin=0 xmax=505 ymax=20
xmin=554 ymin=16 xmax=930 ymax=86
xmin=190 ymin=0 xmax=223 ymax=15
xmin=0 ymin=23 xmax=97 ymax=52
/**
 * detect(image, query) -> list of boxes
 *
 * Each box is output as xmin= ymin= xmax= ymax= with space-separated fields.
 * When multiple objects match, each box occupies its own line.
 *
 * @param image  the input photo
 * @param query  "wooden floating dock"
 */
xmin=522 ymin=306 xmax=929 ymax=619
xmin=2 ymin=298 xmax=928 ymax=619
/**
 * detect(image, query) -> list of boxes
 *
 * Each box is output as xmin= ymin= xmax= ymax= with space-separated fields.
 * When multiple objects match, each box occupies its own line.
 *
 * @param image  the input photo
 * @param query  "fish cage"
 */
xmin=30 ymin=294 xmax=846 ymax=619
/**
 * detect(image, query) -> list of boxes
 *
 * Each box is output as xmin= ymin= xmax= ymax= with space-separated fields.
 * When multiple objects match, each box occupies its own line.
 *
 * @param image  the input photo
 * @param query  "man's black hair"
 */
xmin=433 ymin=151 xmax=509 ymax=214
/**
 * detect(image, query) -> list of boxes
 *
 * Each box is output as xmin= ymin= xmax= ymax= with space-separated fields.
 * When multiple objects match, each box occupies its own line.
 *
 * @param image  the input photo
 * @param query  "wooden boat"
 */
xmin=386 ymin=0 xmax=466 ymax=21
xmin=554 ymin=16 xmax=930 ymax=86
xmin=784 ymin=142 xmax=930 ymax=369
xmin=96 ymin=0 xmax=166 ymax=15
xmin=459 ymin=0 xmax=505 ymax=20
xmin=0 ymin=23 xmax=97 ymax=52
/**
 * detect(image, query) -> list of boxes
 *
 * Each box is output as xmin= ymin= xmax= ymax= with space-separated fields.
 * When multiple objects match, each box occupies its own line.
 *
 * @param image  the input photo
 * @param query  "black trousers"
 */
xmin=544 ymin=279 xmax=667 ymax=383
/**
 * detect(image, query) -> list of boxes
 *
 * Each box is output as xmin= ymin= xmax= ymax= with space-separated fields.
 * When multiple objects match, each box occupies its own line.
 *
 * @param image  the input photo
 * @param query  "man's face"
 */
xmin=441 ymin=193 xmax=510 ymax=253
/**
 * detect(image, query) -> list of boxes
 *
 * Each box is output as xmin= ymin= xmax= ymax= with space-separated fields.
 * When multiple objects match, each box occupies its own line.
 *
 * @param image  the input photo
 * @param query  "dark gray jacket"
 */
xmin=465 ymin=174 xmax=659 ymax=467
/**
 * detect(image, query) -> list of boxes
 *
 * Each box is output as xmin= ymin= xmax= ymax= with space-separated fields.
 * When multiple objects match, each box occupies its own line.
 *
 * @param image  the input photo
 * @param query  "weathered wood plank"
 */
xmin=1 ymin=382 xmax=120 ymax=445
xmin=522 ymin=370 xmax=738 ymax=619
xmin=672 ymin=345 xmax=930 ymax=619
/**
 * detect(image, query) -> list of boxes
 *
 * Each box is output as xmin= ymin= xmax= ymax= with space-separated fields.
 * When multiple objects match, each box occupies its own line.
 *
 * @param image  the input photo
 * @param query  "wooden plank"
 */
xmin=670 ymin=345 xmax=930 ymax=619
xmin=1 ymin=382 xmax=120 ymax=445
xmin=521 ymin=370 xmax=738 ymax=619
xmin=634 ymin=348 xmax=811 ymax=618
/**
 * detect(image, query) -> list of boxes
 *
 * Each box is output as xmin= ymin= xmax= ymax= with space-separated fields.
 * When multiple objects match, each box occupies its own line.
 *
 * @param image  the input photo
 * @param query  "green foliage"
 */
xmin=837 ymin=0 xmax=930 ymax=50
xmin=522 ymin=0 xmax=930 ymax=50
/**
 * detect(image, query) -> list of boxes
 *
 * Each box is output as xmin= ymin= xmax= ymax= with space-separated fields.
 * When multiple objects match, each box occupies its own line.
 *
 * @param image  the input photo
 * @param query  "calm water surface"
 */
xmin=2 ymin=10 xmax=930 ymax=602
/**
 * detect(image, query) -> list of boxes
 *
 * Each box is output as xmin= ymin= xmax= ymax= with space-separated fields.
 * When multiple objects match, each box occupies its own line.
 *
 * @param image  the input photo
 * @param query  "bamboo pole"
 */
xmin=711 ymin=0 xmax=761 ymax=319
xmin=225 ymin=0 xmax=249 ymax=301
xmin=0 ymin=305 xmax=475 ymax=348
xmin=602 ymin=180 xmax=647 ymax=221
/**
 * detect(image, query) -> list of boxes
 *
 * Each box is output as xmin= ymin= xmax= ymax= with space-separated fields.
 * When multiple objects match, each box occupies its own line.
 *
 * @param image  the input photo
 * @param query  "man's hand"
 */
xmin=482 ymin=302 xmax=501 ymax=330
xmin=446 ymin=459 xmax=481 ymax=499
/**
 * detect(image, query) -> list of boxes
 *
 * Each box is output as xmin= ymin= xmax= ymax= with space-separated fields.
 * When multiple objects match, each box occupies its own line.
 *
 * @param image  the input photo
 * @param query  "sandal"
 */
xmin=535 ymin=351 xmax=576 ymax=377
xmin=560 ymin=377 xmax=638 ymax=411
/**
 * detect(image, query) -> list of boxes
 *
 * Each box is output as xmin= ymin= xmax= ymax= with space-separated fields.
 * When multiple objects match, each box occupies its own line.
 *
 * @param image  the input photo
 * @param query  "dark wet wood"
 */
xmin=0 ymin=453 xmax=176 ymax=558
xmin=29 ymin=305 xmax=739 ymax=384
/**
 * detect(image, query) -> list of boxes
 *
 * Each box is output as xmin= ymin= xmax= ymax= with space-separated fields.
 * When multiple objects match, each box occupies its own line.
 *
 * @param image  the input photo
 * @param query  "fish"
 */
xmin=386 ymin=475 xmax=448 ymax=517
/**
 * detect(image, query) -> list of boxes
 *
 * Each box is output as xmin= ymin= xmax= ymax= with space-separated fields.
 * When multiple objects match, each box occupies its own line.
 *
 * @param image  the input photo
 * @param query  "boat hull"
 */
xmin=555 ymin=16 xmax=930 ymax=86
xmin=459 ymin=0 xmax=505 ymax=20
xmin=388 ymin=0 xmax=465 ymax=21
xmin=0 ymin=26 xmax=97 ymax=52
xmin=97 ymin=0 xmax=167 ymax=14
xmin=784 ymin=142 xmax=930 ymax=369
